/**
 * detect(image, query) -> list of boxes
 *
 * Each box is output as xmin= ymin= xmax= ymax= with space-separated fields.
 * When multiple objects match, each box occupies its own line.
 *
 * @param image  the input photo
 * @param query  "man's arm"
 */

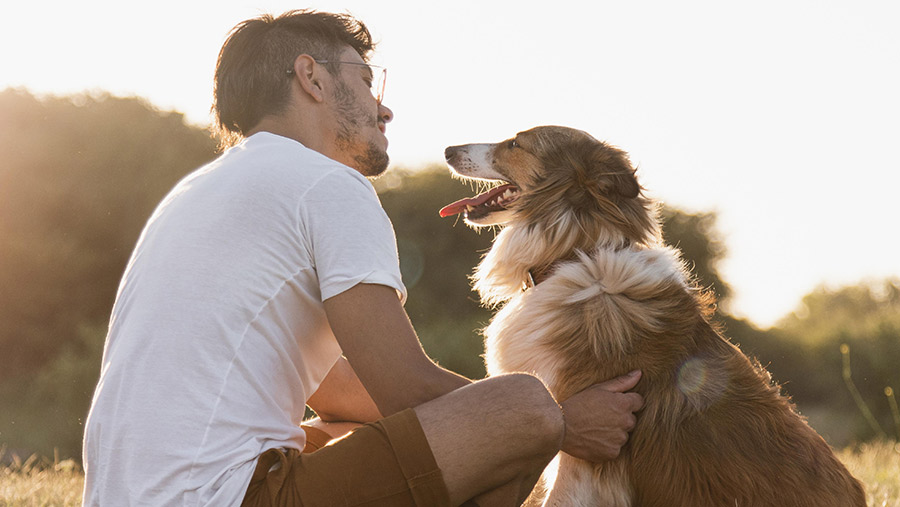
xmin=323 ymin=283 xmax=471 ymax=417
xmin=306 ymin=356 xmax=382 ymax=424
xmin=322 ymin=282 xmax=643 ymax=468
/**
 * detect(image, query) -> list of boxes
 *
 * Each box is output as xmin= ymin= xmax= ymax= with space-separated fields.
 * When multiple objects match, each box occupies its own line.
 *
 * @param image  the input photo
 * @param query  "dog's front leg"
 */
xmin=542 ymin=453 xmax=631 ymax=507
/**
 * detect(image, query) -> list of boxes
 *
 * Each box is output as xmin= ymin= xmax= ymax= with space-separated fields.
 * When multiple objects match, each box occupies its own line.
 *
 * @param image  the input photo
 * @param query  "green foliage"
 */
xmin=772 ymin=281 xmax=900 ymax=442
xmin=0 ymin=325 xmax=104 ymax=461
xmin=724 ymin=282 xmax=900 ymax=443
xmin=660 ymin=207 xmax=730 ymax=303
xmin=780 ymin=280 xmax=900 ymax=345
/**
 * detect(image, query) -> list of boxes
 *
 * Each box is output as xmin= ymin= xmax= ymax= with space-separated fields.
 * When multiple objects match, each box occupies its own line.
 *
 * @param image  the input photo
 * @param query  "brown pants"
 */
xmin=241 ymin=409 xmax=452 ymax=506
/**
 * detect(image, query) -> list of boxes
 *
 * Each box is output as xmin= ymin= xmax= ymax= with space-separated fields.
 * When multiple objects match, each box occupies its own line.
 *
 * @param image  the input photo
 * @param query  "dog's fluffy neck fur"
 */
xmin=474 ymin=196 xmax=661 ymax=307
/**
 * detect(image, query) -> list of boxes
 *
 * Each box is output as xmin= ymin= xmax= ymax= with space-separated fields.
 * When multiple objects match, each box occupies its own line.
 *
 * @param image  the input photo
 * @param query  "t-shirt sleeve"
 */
xmin=300 ymin=168 xmax=407 ymax=304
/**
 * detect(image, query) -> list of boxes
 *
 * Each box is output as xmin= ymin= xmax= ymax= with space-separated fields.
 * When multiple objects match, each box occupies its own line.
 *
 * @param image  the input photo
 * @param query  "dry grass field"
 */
xmin=839 ymin=440 xmax=900 ymax=507
xmin=0 ymin=453 xmax=82 ymax=507
xmin=1 ymin=441 xmax=898 ymax=506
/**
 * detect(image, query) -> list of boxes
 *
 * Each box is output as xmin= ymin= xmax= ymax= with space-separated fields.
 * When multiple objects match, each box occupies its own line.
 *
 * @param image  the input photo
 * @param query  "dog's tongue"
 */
xmin=439 ymin=184 xmax=515 ymax=217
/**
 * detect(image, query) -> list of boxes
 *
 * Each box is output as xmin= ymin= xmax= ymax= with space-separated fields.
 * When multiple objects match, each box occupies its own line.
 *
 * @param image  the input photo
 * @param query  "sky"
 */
xmin=3 ymin=0 xmax=899 ymax=327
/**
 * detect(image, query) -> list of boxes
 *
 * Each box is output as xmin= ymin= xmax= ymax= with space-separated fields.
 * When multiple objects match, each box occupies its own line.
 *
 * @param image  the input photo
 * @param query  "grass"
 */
xmin=0 ymin=452 xmax=83 ymax=507
xmin=839 ymin=440 xmax=900 ymax=507
xmin=0 ymin=442 xmax=897 ymax=506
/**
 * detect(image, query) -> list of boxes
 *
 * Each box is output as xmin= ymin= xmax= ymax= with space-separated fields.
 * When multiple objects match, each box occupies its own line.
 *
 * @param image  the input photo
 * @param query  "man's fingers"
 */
xmin=561 ymin=373 xmax=646 ymax=463
xmin=596 ymin=370 xmax=642 ymax=393
xmin=624 ymin=392 xmax=644 ymax=412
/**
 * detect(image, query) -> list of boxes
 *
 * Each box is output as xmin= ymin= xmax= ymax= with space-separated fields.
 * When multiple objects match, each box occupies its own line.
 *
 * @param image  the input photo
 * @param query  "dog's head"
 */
xmin=441 ymin=126 xmax=658 ymax=248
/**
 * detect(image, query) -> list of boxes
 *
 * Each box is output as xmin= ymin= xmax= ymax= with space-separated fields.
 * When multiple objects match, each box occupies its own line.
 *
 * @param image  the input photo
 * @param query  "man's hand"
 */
xmin=559 ymin=370 xmax=644 ymax=463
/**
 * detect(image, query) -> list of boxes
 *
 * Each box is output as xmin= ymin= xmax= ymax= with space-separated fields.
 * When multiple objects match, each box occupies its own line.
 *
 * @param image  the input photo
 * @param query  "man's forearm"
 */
xmin=309 ymin=356 xmax=470 ymax=422
xmin=325 ymin=283 xmax=474 ymax=417
xmin=374 ymin=361 xmax=472 ymax=416
xmin=307 ymin=356 xmax=383 ymax=423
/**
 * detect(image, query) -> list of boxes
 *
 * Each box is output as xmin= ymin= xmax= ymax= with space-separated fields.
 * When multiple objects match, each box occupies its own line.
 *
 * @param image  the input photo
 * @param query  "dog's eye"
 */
xmin=509 ymin=139 xmax=519 ymax=149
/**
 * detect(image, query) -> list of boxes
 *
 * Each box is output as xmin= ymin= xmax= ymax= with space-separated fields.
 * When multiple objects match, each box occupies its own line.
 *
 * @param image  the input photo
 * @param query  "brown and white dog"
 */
xmin=440 ymin=126 xmax=866 ymax=506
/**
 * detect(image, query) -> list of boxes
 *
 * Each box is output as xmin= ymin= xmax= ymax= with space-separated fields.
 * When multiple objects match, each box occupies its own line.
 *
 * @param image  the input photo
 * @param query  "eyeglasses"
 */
xmin=287 ymin=60 xmax=387 ymax=104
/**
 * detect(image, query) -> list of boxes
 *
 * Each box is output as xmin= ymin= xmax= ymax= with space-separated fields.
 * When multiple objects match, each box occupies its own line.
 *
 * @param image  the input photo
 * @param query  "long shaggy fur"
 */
xmin=450 ymin=126 xmax=866 ymax=506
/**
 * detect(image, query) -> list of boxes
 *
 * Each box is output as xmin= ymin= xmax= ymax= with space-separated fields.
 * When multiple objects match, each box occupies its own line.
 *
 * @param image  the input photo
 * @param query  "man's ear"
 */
xmin=291 ymin=54 xmax=326 ymax=103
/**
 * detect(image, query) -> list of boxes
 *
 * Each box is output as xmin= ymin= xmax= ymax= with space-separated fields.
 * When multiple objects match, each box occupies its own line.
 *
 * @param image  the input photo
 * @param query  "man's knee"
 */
xmin=413 ymin=374 xmax=562 ymax=503
xmin=486 ymin=373 xmax=555 ymax=407
xmin=481 ymin=374 xmax=564 ymax=456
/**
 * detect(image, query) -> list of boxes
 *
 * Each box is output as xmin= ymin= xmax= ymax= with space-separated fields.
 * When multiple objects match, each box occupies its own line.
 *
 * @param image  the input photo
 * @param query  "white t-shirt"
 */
xmin=82 ymin=132 xmax=406 ymax=506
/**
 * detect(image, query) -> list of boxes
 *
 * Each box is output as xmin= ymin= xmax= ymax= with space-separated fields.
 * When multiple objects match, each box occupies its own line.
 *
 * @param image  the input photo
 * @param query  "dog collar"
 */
xmin=522 ymin=257 xmax=574 ymax=291
xmin=522 ymin=270 xmax=537 ymax=291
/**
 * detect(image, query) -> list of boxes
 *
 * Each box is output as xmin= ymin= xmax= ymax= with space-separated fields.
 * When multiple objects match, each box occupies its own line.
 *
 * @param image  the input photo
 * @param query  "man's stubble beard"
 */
xmin=332 ymin=80 xmax=390 ymax=178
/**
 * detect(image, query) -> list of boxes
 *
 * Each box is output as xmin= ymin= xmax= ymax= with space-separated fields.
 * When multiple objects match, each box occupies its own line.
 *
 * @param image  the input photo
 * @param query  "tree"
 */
xmin=774 ymin=280 xmax=900 ymax=441
xmin=0 ymin=89 xmax=218 ymax=381
xmin=779 ymin=280 xmax=900 ymax=346
xmin=660 ymin=207 xmax=731 ymax=303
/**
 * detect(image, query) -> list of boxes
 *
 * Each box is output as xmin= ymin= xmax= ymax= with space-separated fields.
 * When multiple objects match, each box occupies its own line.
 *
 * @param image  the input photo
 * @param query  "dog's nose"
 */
xmin=444 ymin=146 xmax=458 ymax=162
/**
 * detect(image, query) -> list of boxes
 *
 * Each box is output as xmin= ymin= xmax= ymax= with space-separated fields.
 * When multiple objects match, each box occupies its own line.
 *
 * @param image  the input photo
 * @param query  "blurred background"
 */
xmin=1 ymin=0 xmax=899 ymax=462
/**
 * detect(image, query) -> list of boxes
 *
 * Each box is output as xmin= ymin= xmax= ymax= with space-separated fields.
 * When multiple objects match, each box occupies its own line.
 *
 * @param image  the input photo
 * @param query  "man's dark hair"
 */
xmin=212 ymin=10 xmax=375 ymax=147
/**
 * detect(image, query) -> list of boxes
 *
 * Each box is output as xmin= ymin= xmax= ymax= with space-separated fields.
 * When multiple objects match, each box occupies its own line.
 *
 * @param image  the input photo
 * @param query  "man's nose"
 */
xmin=379 ymin=103 xmax=394 ymax=124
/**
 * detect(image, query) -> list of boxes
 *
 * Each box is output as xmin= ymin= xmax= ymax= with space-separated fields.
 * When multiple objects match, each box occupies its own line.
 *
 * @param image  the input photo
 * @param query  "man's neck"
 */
xmin=248 ymin=115 xmax=368 ymax=178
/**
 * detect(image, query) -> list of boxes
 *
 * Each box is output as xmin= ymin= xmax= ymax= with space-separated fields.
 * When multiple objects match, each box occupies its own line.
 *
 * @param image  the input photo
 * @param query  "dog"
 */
xmin=440 ymin=126 xmax=866 ymax=506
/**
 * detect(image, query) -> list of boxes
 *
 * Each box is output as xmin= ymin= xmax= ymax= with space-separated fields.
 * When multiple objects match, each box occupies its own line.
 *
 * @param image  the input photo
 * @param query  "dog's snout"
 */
xmin=444 ymin=146 xmax=456 ymax=162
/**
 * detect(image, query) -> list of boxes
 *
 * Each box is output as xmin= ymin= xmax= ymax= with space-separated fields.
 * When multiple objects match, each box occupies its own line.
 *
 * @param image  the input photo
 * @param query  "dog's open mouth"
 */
xmin=439 ymin=183 xmax=519 ymax=220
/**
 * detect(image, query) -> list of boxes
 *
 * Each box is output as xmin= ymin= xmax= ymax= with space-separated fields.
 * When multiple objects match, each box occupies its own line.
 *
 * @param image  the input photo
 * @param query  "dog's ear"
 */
xmin=610 ymin=169 xmax=640 ymax=199
xmin=591 ymin=142 xmax=640 ymax=199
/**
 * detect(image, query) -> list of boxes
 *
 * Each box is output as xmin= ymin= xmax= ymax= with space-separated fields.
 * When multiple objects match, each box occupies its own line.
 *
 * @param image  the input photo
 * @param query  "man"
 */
xmin=82 ymin=10 xmax=643 ymax=506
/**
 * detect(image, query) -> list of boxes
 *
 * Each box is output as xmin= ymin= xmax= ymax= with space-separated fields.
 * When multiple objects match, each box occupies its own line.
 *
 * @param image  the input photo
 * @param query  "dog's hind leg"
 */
xmin=542 ymin=454 xmax=631 ymax=507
